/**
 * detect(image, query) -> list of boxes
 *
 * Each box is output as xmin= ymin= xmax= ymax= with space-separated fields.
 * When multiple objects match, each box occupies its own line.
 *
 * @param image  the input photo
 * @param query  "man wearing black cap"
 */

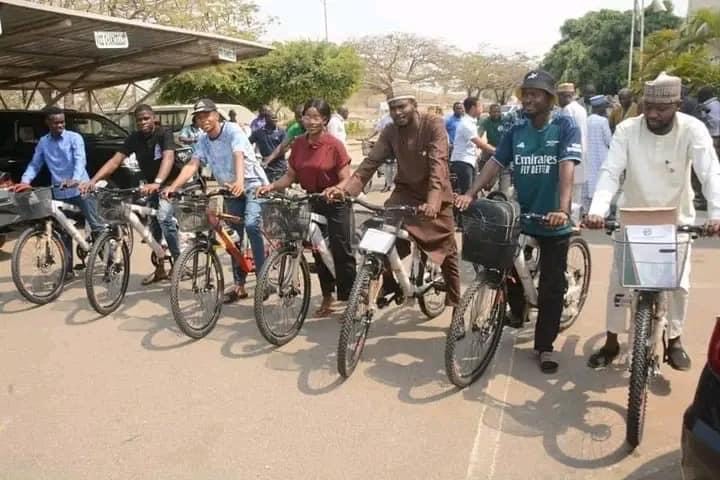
xmin=456 ymin=69 xmax=582 ymax=374
xmin=82 ymin=104 xmax=182 ymax=285
xmin=164 ymin=98 xmax=269 ymax=302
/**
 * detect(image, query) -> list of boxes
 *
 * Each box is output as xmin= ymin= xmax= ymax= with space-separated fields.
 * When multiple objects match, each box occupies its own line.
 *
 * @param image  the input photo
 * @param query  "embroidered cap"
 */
xmin=590 ymin=95 xmax=609 ymax=107
xmin=644 ymin=72 xmax=682 ymax=104
xmin=557 ymin=83 xmax=576 ymax=94
xmin=386 ymin=80 xmax=416 ymax=103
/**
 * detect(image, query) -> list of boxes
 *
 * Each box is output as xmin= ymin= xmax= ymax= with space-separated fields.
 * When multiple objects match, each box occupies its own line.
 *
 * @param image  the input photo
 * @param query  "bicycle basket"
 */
xmin=96 ymin=190 xmax=132 ymax=224
xmin=613 ymin=225 xmax=690 ymax=289
xmin=174 ymin=196 xmax=211 ymax=233
xmin=461 ymin=198 xmax=521 ymax=271
xmin=261 ymin=199 xmax=311 ymax=241
xmin=0 ymin=187 xmax=54 ymax=225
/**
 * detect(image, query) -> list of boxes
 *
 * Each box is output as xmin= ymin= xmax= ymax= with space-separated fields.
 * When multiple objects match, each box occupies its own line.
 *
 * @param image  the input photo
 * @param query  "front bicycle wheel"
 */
xmin=11 ymin=226 xmax=66 ymax=304
xmin=337 ymin=263 xmax=379 ymax=378
xmin=85 ymin=230 xmax=130 ymax=315
xmin=170 ymin=244 xmax=224 ymax=339
xmin=417 ymin=254 xmax=447 ymax=319
xmin=445 ymin=273 xmax=505 ymax=388
xmin=560 ymin=236 xmax=592 ymax=331
xmin=254 ymin=247 xmax=311 ymax=346
xmin=627 ymin=293 xmax=654 ymax=449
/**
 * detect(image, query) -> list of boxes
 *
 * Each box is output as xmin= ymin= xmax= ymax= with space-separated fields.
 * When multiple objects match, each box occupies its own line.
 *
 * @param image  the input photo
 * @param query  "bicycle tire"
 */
xmin=254 ymin=247 xmax=311 ymax=346
xmin=626 ymin=293 xmax=654 ymax=449
xmin=417 ymin=254 xmax=447 ymax=319
xmin=445 ymin=274 xmax=505 ymax=388
xmin=560 ymin=236 xmax=592 ymax=331
xmin=85 ymin=231 xmax=130 ymax=316
xmin=337 ymin=263 xmax=376 ymax=378
xmin=170 ymin=244 xmax=224 ymax=339
xmin=11 ymin=226 xmax=66 ymax=305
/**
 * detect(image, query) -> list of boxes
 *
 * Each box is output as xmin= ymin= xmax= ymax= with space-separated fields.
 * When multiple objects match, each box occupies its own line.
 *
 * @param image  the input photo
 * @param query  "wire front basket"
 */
xmin=96 ymin=190 xmax=132 ymax=225
xmin=261 ymin=199 xmax=311 ymax=241
xmin=613 ymin=228 xmax=690 ymax=290
xmin=461 ymin=208 xmax=522 ymax=271
xmin=174 ymin=196 xmax=212 ymax=233
xmin=5 ymin=187 xmax=54 ymax=224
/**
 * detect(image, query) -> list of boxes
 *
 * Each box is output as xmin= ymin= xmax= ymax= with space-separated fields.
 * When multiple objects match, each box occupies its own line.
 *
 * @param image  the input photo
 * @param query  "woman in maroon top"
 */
xmin=258 ymin=99 xmax=356 ymax=316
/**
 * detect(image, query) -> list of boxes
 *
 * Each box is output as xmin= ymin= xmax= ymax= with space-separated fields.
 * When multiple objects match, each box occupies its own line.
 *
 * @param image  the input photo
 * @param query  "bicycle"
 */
xmin=7 ymin=185 xmax=132 ymax=305
xmin=254 ymin=192 xmax=345 ymax=345
xmin=445 ymin=209 xmax=591 ymax=389
xmin=167 ymin=188 xmax=258 ymax=339
xmin=605 ymin=214 xmax=707 ymax=449
xmin=337 ymin=197 xmax=447 ymax=378
xmin=360 ymin=140 xmax=375 ymax=194
xmin=84 ymin=186 xmax=177 ymax=315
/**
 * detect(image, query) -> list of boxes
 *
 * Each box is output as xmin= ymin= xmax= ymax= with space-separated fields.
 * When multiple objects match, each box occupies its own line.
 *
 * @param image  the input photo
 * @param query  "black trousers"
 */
xmin=310 ymin=198 xmax=356 ymax=301
xmin=450 ymin=161 xmax=476 ymax=227
xmin=534 ymin=234 xmax=570 ymax=353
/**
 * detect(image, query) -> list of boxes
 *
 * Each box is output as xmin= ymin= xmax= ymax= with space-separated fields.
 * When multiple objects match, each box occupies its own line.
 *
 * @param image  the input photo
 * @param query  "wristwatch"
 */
xmin=154 ymin=177 xmax=164 ymax=184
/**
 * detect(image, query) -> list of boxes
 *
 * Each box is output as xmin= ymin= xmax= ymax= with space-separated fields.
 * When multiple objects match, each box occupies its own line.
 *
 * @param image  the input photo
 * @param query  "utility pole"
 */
xmin=322 ymin=0 xmax=329 ymax=42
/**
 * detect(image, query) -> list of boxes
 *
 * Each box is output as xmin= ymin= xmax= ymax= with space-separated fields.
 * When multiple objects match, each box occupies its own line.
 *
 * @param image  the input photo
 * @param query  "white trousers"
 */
xmin=605 ymin=241 xmax=691 ymax=339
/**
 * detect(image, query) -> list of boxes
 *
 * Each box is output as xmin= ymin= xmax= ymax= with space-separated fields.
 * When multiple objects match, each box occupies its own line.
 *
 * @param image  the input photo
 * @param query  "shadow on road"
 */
xmin=624 ymin=449 xmax=681 ymax=480
xmin=463 ymin=332 xmax=633 ymax=470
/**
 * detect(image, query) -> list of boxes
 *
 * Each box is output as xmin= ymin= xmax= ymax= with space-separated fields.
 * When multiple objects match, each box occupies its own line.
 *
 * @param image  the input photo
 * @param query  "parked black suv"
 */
xmin=0 ymin=109 xmax=192 ymax=188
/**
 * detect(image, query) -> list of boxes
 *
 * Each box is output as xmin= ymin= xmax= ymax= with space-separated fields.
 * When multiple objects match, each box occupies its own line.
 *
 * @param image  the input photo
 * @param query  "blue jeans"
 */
xmin=148 ymin=194 xmax=180 ymax=260
xmin=57 ymin=195 xmax=104 ymax=272
xmin=225 ymin=189 xmax=265 ymax=286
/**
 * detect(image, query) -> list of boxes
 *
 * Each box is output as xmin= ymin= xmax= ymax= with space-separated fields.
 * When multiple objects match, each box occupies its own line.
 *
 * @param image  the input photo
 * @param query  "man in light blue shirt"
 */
xmin=16 ymin=107 xmax=104 ymax=280
xmin=165 ymin=98 xmax=268 ymax=301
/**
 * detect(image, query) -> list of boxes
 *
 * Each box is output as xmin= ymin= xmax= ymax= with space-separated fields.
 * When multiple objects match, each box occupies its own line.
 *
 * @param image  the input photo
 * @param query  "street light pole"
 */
xmin=628 ymin=0 xmax=637 ymax=87
xmin=322 ymin=0 xmax=329 ymax=42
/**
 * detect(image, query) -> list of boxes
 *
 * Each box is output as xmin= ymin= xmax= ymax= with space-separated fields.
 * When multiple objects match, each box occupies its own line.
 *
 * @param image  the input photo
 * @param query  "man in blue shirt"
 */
xmin=164 ymin=98 xmax=269 ymax=302
xmin=456 ymin=70 xmax=581 ymax=374
xmin=249 ymin=112 xmax=287 ymax=182
xmin=445 ymin=102 xmax=464 ymax=148
xmin=15 ymin=107 xmax=104 ymax=281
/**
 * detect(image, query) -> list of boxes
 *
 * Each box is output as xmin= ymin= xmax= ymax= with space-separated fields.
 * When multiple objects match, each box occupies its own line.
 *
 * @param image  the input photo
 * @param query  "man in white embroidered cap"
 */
xmin=586 ymin=72 xmax=720 ymax=371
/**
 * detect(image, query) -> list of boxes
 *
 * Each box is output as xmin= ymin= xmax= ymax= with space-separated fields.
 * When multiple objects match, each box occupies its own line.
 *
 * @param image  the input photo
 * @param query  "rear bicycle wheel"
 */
xmin=337 ymin=263 xmax=379 ymax=378
xmin=85 ymin=230 xmax=130 ymax=315
xmin=626 ymin=293 xmax=654 ymax=449
xmin=170 ymin=244 xmax=224 ymax=339
xmin=560 ymin=236 xmax=591 ymax=331
xmin=254 ymin=247 xmax=311 ymax=346
xmin=11 ymin=226 xmax=66 ymax=304
xmin=445 ymin=273 xmax=505 ymax=388
xmin=417 ymin=253 xmax=447 ymax=319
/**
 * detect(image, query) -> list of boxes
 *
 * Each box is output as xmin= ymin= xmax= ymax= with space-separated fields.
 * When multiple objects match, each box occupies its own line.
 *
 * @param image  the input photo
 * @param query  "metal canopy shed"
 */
xmin=0 ymin=0 xmax=272 ymax=107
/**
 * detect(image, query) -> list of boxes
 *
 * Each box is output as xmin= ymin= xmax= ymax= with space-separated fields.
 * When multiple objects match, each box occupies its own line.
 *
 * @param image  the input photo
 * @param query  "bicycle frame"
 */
xmin=49 ymin=199 xmax=90 ymax=252
xmin=123 ymin=202 xmax=165 ymax=259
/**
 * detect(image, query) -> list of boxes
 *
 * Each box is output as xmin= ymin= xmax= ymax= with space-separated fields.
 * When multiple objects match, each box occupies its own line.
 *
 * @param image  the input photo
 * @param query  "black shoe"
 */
xmin=63 ymin=270 xmax=77 ymax=283
xmin=587 ymin=344 xmax=620 ymax=369
xmin=666 ymin=340 xmax=692 ymax=371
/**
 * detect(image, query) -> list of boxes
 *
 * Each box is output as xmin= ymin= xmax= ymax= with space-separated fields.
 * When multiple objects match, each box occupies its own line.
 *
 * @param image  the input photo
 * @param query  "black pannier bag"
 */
xmin=461 ymin=198 xmax=521 ymax=271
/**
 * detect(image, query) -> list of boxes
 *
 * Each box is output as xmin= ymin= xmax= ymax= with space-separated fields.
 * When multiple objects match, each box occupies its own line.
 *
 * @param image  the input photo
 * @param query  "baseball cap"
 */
xmin=193 ymin=98 xmax=217 ymax=114
xmin=519 ymin=70 xmax=557 ymax=97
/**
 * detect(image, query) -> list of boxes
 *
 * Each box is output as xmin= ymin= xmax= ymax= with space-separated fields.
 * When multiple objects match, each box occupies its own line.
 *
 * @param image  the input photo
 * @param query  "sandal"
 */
xmin=142 ymin=270 xmax=168 ymax=286
xmin=223 ymin=287 xmax=248 ymax=304
xmin=666 ymin=342 xmax=692 ymax=371
xmin=587 ymin=344 xmax=620 ymax=369
xmin=539 ymin=351 xmax=559 ymax=374
xmin=315 ymin=297 xmax=335 ymax=317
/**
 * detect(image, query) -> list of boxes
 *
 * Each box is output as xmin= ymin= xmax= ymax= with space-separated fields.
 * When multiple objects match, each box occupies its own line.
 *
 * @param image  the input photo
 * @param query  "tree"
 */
xmin=641 ymin=9 xmax=720 ymax=92
xmin=542 ymin=3 xmax=680 ymax=94
xmin=345 ymin=33 xmax=451 ymax=94
xmin=159 ymin=41 xmax=363 ymax=110
xmin=450 ymin=52 xmax=533 ymax=103
xmin=34 ymin=0 xmax=272 ymax=40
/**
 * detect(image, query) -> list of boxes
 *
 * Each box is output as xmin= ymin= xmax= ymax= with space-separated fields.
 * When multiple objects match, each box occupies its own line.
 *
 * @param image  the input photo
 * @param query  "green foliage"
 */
xmin=641 ymin=8 xmax=720 ymax=93
xmin=542 ymin=4 xmax=681 ymax=93
xmin=159 ymin=41 xmax=363 ymax=111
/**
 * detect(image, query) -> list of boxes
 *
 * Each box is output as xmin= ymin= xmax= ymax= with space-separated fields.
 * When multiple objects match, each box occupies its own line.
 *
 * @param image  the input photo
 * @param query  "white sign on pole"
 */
xmin=218 ymin=47 xmax=237 ymax=62
xmin=94 ymin=31 xmax=129 ymax=49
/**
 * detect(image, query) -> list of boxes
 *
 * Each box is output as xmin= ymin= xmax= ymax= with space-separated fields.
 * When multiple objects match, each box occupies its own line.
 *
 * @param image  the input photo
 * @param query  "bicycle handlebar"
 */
xmin=352 ymin=196 xmax=417 ymax=215
xmin=605 ymin=220 xmax=710 ymax=237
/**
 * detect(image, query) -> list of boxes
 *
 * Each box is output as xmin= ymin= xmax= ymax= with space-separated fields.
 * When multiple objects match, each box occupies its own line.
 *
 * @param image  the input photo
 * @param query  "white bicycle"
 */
xmin=253 ymin=192 xmax=342 ymax=345
xmin=84 ymin=187 xmax=175 ymax=315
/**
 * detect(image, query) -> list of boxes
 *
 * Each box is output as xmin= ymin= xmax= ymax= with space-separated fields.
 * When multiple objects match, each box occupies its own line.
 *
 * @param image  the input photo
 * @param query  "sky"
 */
xmin=259 ymin=0 xmax=690 ymax=57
